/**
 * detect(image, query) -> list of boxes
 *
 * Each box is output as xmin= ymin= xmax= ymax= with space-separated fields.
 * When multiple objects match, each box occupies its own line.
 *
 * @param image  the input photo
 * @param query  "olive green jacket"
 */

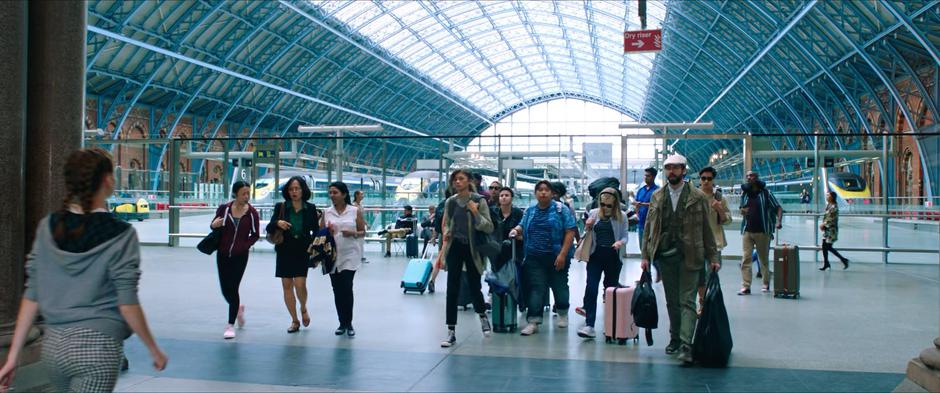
xmin=441 ymin=193 xmax=494 ymax=275
xmin=640 ymin=182 xmax=720 ymax=270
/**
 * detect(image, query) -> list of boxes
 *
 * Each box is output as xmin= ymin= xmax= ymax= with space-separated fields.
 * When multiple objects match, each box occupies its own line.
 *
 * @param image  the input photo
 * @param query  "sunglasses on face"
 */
xmin=700 ymin=177 xmax=713 ymax=181
xmin=489 ymin=186 xmax=499 ymax=189
xmin=600 ymin=203 xmax=614 ymax=208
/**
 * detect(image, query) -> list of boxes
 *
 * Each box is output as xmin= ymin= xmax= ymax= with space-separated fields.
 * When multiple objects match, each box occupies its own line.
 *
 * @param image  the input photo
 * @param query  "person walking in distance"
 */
xmin=0 ymin=148 xmax=167 ymax=392
xmin=322 ymin=182 xmax=366 ymax=337
xmin=266 ymin=176 xmax=319 ymax=333
xmin=640 ymin=154 xmax=720 ymax=366
xmin=353 ymin=190 xmax=367 ymax=264
xmin=737 ymin=171 xmax=782 ymax=295
xmin=211 ymin=181 xmax=261 ymax=339
xmin=510 ymin=180 xmax=577 ymax=336
xmin=634 ymin=168 xmax=660 ymax=280
xmin=819 ymin=191 xmax=850 ymax=271
xmin=438 ymin=170 xmax=495 ymax=347
xmin=576 ymin=188 xmax=629 ymax=339
xmin=697 ymin=167 xmax=731 ymax=315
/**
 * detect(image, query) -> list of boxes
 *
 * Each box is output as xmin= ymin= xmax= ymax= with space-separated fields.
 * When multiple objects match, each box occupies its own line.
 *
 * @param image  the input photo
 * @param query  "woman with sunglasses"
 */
xmin=697 ymin=167 xmax=731 ymax=315
xmin=575 ymin=187 xmax=629 ymax=339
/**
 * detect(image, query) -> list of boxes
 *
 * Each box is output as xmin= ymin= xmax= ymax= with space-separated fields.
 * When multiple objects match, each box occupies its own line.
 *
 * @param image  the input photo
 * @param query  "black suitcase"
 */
xmin=406 ymin=234 xmax=419 ymax=258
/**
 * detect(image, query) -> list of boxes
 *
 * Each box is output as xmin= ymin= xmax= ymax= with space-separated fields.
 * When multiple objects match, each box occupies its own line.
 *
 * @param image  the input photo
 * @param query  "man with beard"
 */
xmin=737 ymin=171 xmax=782 ymax=295
xmin=640 ymin=154 xmax=719 ymax=366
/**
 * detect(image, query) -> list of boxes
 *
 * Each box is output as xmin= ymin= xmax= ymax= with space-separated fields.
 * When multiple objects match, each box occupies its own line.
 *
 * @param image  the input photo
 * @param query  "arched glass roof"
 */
xmin=310 ymin=0 xmax=667 ymax=120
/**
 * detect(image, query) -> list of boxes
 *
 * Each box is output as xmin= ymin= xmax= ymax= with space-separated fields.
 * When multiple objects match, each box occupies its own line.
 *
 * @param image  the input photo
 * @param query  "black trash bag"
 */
xmin=631 ymin=270 xmax=658 ymax=346
xmin=693 ymin=270 xmax=733 ymax=367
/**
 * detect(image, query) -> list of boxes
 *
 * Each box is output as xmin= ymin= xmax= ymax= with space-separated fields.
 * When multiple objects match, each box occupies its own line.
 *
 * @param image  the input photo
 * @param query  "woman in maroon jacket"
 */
xmin=210 ymin=181 xmax=260 ymax=339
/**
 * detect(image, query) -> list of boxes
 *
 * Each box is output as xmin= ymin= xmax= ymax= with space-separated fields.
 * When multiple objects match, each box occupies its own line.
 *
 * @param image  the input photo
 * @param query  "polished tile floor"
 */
xmin=92 ymin=243 xmax=939 ymax=392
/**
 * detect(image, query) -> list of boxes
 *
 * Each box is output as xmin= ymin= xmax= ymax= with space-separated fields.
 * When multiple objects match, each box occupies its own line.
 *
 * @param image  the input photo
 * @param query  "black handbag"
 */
xmin=471 ymin=206 xmax=500 ymax=261
xmin=631 ymin=270 xmax=659 ymax=346
xmin=197 ymin=229 xmax=222 ymax=255
xmin=198 ymin=205 xmax=229 ymax=255
xmin=693 ymin=270 xmax=733 ymax=367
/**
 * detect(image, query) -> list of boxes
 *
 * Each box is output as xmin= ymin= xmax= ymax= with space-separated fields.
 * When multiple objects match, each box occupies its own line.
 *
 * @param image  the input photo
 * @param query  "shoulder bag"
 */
xmin=266 ymin=203 xmax=287 ymax=245
xmin=198 ymin=205 xmax=228 ymax=255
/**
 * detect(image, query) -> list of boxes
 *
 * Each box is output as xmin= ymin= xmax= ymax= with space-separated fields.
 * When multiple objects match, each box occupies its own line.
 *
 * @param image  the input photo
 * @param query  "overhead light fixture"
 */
xmin=618 ymin=122 xmax=714 ymax=130
xmin=297 ymin=124 xmax=383 ymax=133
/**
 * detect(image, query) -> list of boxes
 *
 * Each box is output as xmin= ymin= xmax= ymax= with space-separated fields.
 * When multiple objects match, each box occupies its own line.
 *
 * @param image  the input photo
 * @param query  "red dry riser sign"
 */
xmin=623 ymin=29 xmax=662 ymax=53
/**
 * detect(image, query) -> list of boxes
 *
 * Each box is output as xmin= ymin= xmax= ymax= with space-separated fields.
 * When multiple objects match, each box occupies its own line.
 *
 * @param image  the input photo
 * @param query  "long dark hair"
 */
xmin=281 ymin=176 xmax=311 ymax=201
xmin=55 ymin=148 xmax=114 ymax=242
xmin=329 ymin=181 xmax=351 ymax=205
xmin=449 ymin=169 xmax=474 ymax=193
xmin=827 ymin=191 xmax=838 ymax=204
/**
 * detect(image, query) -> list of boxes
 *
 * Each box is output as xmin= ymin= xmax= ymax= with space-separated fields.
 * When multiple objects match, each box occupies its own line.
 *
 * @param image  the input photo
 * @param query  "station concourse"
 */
xmin=1 ymin=1 xmax=938 ymax=392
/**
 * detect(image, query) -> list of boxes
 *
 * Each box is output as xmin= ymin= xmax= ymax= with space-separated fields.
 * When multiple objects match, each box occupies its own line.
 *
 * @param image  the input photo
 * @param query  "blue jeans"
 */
xmin=582 ymin=247 xmax=623 ymax=327
xmin=523 ymin=253 xmax=570 ymax=323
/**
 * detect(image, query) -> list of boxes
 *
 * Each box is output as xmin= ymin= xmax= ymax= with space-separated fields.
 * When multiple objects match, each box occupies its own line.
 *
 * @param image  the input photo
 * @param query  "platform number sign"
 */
xmin=254 ymin=145 xmax=277 ymax=164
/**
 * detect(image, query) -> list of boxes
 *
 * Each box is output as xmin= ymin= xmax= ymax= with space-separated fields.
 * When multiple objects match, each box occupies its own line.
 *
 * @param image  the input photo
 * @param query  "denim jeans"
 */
xmin=523 ymin=253 xmax=570 ymax=323
xmin=582 ymin=247 xmax=622 ymax=327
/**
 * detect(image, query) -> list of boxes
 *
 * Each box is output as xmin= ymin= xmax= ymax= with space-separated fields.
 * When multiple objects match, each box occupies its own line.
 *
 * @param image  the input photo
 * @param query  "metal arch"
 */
xmin=511 ymin=1 xmax=568 ymax=94
xmin=109 ymin=1 xmax=229 ymax=140
xmin=87 ymin=27 xmax=454 ymax=143
xmin=469 ymin=2 xmax=550 ymax=101
xmin=812 ymin=8 xmax=935 ymax=197
xmin=418 ymin=1 xmax=521 ymax=109
xmin=488 ymin=93 xmax=640 ymax=124
xmin=279 ymin=0 xmax=493 ymax=126
xmin=584 ymin=0 xmax=609 ymax=105
xmin=551 ymin=1 xmax=593 ymax=101
xmin=689 ymin=1 xmax=819 ymax=126
xmin=811 ymin=11 xmax=918 ymax=134
xmin=883 ymin=42 xmax=940 ymax=125
xmin=85 ymin=1 xmax=150 ymax=73
xmin=880 ymin=0 xmax=940 ymax=66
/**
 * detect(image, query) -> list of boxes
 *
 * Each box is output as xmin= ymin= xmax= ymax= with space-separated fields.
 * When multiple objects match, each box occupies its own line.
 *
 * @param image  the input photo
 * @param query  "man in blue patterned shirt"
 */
xmin=738 ymin=171 xmax=783 ymax=295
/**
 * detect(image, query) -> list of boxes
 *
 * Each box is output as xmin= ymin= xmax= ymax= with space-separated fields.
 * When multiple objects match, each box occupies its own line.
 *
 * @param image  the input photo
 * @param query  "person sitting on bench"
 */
xmin=379 ymin=205 xmax=416 ymax=257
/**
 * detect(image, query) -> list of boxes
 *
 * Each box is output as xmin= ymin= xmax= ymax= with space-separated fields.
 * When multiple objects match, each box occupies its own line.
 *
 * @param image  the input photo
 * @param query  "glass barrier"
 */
xmin=110 ymin=134 xmax=938 ymax=265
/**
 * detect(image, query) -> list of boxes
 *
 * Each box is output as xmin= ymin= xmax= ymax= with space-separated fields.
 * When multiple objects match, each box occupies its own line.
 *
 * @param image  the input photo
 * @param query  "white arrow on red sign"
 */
xmin=631 ymin=40 xmax=644 ymax=49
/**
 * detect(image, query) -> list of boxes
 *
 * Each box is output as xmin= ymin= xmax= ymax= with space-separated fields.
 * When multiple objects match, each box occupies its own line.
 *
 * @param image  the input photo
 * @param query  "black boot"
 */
xmin=842 ymin=259 xmax=849 ymax=269
xmin=819 ymin=262 xmax=830 ymax=271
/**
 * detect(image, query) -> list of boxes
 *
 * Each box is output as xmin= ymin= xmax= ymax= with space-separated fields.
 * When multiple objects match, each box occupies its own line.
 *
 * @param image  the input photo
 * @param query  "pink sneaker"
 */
xmin=236 ymin=305 xmax=246 ymax=328
xmin=223 ymin=325 xmax=236 ymax=339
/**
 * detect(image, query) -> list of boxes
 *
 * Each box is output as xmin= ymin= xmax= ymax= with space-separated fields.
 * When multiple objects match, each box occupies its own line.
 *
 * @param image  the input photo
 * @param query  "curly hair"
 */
xmin=55 ymin=148 xmax=114 ymax=242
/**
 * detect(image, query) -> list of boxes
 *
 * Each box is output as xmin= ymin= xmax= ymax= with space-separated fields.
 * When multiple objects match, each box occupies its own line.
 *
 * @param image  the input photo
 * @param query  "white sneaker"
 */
xmin=577 ymin=325 xmax=596 ymax=338
xmin=223 ymin=325 xmax=236 ymax=339
xmin=236 ymin=305 xmax=246 ymax=328
xmin=557 ymin=314 xmax=568 ymax=329
xmin=520 ymin=323 xmax=538 ymax=336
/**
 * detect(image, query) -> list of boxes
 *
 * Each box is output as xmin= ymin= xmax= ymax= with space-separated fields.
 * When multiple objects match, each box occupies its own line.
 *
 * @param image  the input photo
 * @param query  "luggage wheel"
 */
xmin=605 ymin=336 xmax=612 ymax=343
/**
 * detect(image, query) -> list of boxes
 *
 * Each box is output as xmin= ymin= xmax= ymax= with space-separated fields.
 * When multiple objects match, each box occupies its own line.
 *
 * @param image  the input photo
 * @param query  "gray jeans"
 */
xmin=523 ymin=253 xmax=570 ymax=323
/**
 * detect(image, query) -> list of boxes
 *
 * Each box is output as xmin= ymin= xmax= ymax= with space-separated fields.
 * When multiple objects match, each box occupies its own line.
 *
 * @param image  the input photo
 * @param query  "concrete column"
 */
xmin=25 ymin=0 xmax=86 ymax=241
xmin=0 ymin=0 xmax=29 ymax=354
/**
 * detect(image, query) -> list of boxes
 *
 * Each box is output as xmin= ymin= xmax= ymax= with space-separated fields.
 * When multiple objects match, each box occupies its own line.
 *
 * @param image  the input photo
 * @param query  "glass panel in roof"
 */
xmin=308 ymin=0 xmax=665 ymax=119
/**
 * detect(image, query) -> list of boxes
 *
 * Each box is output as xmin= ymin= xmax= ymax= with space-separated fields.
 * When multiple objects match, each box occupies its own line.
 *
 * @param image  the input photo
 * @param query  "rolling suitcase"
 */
xmin=491 ymin=241 xmax=518 ymax=332
xmin=604 ymin=286 xmax=639 ymax=345
xmin=401 ymin=258 xmax=432 ymax=294
xmin=406 ymin=234 xmax=419 ymax=258
xmin=773 ymin=244 xmax=800 ymax=298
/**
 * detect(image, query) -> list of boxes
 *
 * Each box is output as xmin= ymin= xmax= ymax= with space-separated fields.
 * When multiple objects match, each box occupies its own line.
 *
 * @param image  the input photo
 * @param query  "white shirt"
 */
xmin=668 ymin=183 xmax=684 ymax=212
xmin=323 ymin=205 xmax=362 ymax=273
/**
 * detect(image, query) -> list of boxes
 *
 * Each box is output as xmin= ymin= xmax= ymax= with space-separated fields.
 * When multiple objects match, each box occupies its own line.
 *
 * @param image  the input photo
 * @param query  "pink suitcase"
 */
xmin=604 ymin=286 xmax=639 ymax=345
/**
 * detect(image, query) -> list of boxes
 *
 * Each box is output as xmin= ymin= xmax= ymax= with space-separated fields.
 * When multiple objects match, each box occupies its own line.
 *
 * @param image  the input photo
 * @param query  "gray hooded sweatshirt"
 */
xmin=24 ymin=215 xmax=141 ymax=341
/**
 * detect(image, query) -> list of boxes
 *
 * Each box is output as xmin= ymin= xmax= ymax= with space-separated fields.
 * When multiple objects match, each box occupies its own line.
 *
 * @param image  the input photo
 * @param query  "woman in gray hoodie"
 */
xmin=0 ymin=148 xmax=166 ymax=393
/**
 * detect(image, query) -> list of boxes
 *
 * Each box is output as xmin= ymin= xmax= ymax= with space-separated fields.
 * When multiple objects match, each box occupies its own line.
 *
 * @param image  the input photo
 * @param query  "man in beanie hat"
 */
xmin=640 ymin=154 xmax=720 ymax=366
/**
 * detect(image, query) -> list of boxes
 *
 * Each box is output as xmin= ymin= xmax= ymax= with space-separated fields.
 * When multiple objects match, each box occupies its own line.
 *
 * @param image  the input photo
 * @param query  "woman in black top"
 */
xmin=491 ymin=187 xmax=524 ymax=267
xmin=266 ymin=176 xmax=319 ymax=333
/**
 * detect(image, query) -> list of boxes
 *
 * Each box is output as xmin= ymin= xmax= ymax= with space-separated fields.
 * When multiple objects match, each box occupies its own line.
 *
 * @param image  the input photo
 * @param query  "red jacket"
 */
xmin=213 ymin=202 xmax=260 ymax=258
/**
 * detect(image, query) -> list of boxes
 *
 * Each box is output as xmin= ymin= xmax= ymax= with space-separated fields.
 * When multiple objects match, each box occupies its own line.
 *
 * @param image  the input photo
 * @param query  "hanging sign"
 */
xmin=623 ymin=29 xmax=662 ymax=53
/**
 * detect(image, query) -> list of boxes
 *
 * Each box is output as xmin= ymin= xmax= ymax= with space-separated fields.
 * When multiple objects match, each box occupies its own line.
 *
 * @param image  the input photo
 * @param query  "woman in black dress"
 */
xmin=266 ymin=176 xmax=319 ymax=333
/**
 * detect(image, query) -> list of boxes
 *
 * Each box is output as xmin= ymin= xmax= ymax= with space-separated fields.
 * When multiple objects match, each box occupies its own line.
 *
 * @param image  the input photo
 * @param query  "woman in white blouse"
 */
xmin=321 ymin=182 xmax=366 ymax=337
